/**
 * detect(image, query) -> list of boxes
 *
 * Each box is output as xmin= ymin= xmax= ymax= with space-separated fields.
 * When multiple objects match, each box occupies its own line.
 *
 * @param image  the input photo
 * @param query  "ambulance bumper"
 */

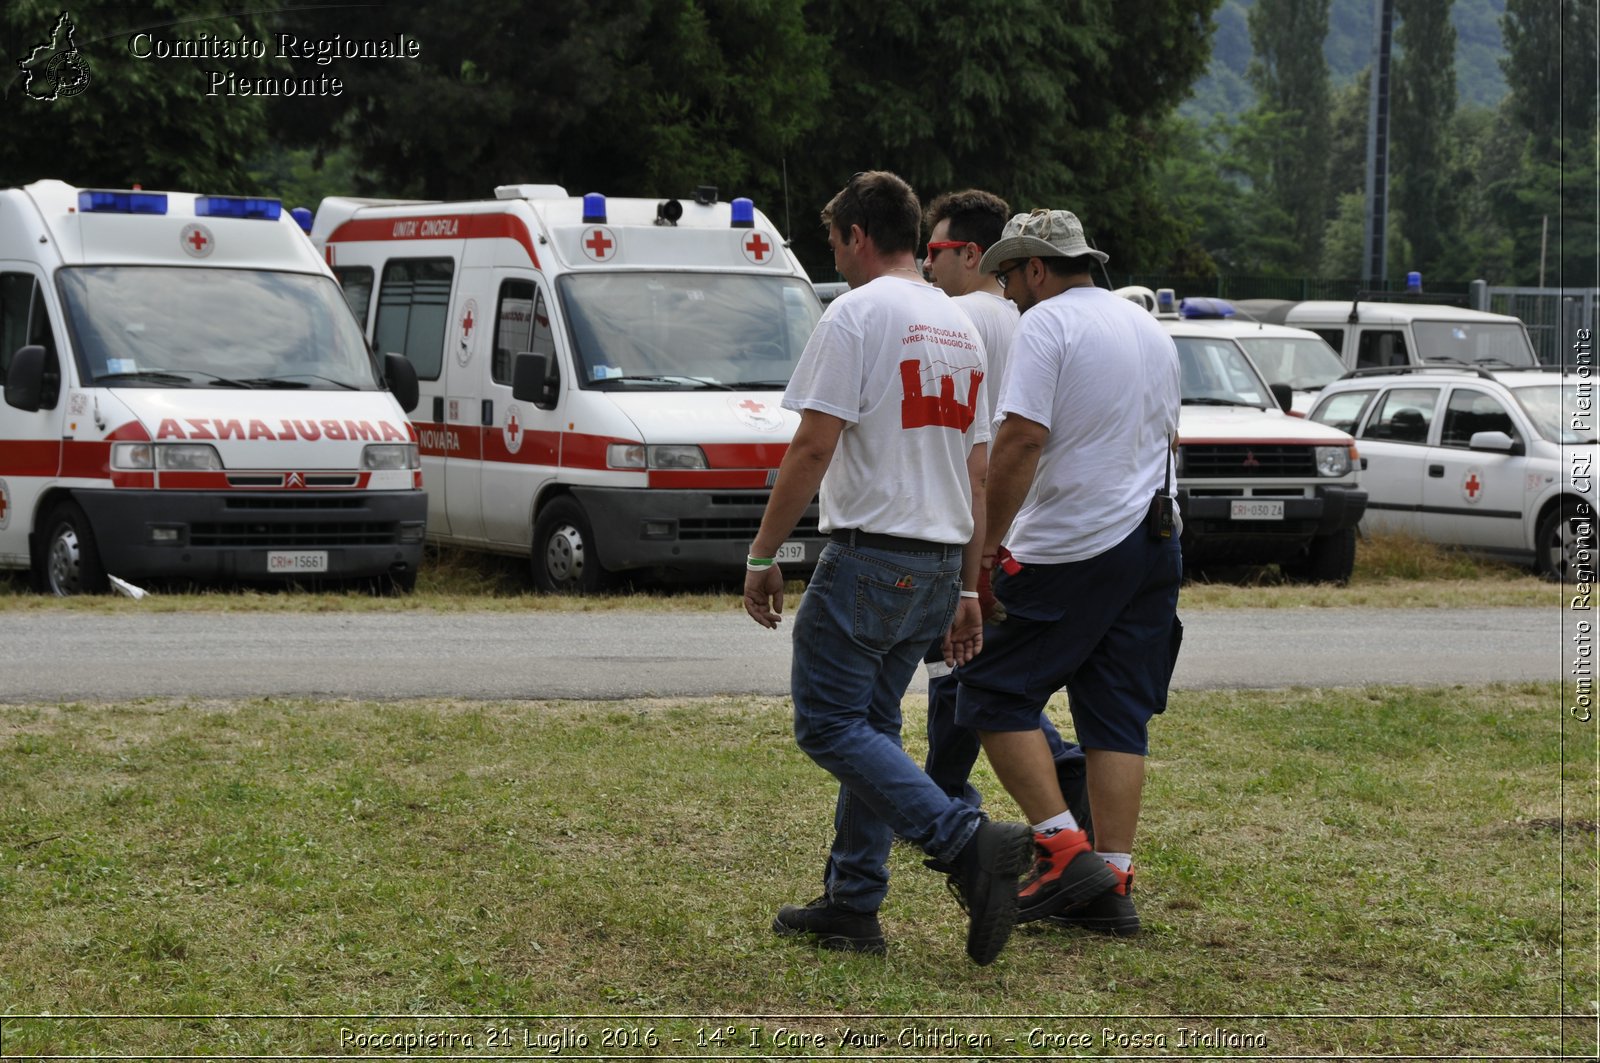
xmin=1177 ymin=484 xmax=1367 ymax=563
xmin=73 ymin=489 xmax=429 ymax=584
xmin=571 ymin=486 xmax=827 ymax=575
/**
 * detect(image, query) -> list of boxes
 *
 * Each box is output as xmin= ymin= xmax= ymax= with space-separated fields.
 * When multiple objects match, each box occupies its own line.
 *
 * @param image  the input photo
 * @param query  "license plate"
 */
xmin=776 ymin=541 xmax=806 ymax=563
xmin=1230 ymin=500 xmax=1285 ymax=521
xmin=267 ymin=550 xmax=329 ymax=573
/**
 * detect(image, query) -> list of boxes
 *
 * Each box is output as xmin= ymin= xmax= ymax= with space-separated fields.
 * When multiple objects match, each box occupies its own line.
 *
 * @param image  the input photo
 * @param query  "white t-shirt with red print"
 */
xmin=783 ymin=275 xmax=990 ymax=545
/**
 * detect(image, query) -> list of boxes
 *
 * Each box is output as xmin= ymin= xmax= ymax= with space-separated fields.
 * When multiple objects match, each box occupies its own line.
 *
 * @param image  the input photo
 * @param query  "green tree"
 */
xmin=1241 ymin=0 xmax=1332 ymax=274
xmin=788 ymin=0 xmax=1220 ymax=276
xmin=2 ymin=1 xmax=284 ymax=191
xmin=1391 ymin=0 xmax=1457 ymax=276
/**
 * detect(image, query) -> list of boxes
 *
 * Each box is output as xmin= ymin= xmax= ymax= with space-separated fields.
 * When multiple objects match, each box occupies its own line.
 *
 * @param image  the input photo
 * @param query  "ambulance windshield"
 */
xmin=58 ymin=267 xmax=380 ymax=389
xmin=557 ymin=273 xmax=821 ymax=390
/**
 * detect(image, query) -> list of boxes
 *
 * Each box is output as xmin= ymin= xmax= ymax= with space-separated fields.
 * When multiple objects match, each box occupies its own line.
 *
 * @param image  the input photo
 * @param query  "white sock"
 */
xmin=1032 ymin=810 xmax=1079 ymax=835
xmin=1099 ymin=851 xmax=1132 ymax=872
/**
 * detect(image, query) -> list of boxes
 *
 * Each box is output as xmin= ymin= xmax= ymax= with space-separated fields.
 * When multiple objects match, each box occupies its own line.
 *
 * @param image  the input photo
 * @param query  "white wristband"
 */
xmin=959 ymin=590 xmax=979 ymax=599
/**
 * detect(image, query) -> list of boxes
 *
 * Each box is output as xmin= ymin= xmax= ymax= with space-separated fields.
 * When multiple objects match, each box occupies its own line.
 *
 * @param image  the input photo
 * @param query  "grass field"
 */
xmin=1 ymin=684 xmax=1594 ymax=1058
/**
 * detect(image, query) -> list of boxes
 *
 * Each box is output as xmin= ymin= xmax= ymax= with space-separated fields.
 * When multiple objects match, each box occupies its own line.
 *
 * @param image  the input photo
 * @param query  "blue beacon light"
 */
xmin=730 ymin=198 xmax=755 ymax=228
xmin=582 ymin=193 xmax=607 ymax=224
xmin=78 ymin=190 xmax=169 ymax=215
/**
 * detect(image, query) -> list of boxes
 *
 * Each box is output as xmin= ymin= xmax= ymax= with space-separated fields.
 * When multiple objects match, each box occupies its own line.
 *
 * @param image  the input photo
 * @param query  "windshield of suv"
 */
xmin=1515 ymin=383 xmax=1596 ymax=444
xmin=1172 ymin=336 xmax=1274 ymax=408
xmin=1235 ymin=335 xmax=1346 ymax=391
xmin=57 ymin=266 xmax=379 ymax=389
xmin=1413 ymin=321 xmax=1536 ymax=367
xmin=558 ymin=272 xmax=822 ymax=390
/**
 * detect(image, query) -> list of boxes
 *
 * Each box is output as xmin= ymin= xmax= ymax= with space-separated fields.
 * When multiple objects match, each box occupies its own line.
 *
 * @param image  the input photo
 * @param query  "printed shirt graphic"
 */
xmin=19 ymin=13 xmax=92 ymax=101
xmin=784 ymin=276 xmax=989 ymax=544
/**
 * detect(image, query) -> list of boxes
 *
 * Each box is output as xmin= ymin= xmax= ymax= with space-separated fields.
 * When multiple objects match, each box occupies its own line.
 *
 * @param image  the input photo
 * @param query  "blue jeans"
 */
xmin=791 ymin=540 xmax=983 ymax=914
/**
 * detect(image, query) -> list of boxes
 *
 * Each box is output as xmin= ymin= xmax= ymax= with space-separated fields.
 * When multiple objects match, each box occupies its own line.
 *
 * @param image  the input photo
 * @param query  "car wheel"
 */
xmin=1282 ymin=526 xmax=1356 ymax=585
xmin=1536 ymin=498 xmax=1593 ymax=582
xmin=39 ymin=501 xmax=109 ymax=596
xmin=532 ymin=497 xmax=607 ymax=594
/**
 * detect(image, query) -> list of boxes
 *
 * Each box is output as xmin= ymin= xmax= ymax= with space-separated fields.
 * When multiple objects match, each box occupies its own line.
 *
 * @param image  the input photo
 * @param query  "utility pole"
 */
xmin=1362 ymin=0 xmax=1395 ymax=288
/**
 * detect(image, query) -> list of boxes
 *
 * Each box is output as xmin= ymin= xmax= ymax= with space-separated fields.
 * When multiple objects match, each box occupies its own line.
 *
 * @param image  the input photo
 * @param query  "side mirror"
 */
xmin=1268 ymin=382 xmax=1294 ymax=413
xmin=512 ymin=351 xmax=559 ymax=410
xmin=384 ymin=352 xmax=419 ymax=413
xmin=5 ymin=345 xmax=46 ymax=412
xmin=1468 ymin=429 xmax=1523 ymax=456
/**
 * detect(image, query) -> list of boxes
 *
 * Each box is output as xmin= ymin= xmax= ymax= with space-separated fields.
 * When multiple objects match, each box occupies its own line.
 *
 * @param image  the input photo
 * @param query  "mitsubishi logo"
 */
xmin=1241 ymin=450 xmax=1261 ymax=468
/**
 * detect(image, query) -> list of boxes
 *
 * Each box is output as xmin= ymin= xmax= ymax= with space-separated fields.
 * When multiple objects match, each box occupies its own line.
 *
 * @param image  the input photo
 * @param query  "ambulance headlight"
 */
xmin=607 ymin=443 xmax=647 ymax=469
xmin=114 ymin=443 xmax=222 ymax=471
xmin=1315 ymin=445 xmax=1353 ymax=477
xmin=157 ymin=444 xmax=224 ymax=470
xmin=361 ymin=443 xmax=420 ymax=470
xmin=647 ymin=445 xmax=708 ymax=469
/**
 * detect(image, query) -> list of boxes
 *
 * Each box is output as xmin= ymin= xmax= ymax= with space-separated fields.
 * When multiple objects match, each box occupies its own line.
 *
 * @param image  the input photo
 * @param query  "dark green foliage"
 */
xmin=1392 ymin=0 xmax=1457 ymax=274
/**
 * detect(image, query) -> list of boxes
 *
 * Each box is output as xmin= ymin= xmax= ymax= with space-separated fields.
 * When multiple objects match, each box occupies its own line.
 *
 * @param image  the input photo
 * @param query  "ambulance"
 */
xmin=310 ymin=184 xmax=827 ymax=592
xmin=0 ymin=180 xmax=426 ymax=595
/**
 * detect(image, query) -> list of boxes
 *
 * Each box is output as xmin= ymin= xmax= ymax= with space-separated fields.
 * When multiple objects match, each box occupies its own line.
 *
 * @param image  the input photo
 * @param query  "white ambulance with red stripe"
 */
xmin=311 ymin=185 xmax=825 ymax=591
xmin=0 ymin=180 xmax=426 ymax=595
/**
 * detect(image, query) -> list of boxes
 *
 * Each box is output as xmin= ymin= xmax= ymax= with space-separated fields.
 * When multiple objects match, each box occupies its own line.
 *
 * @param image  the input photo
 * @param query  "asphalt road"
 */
xmin=0 ymin=606 xmax=1560 ymax=702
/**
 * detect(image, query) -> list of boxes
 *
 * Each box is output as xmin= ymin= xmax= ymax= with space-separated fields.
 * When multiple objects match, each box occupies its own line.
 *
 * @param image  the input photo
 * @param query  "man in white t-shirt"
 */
xmin=957 ymin=208 xmax=1184 ymax=939
xmin=743 ymin=171 xmax=1033 ymax=966
xmin=918 ymin=189 xmax=1091 ymax=830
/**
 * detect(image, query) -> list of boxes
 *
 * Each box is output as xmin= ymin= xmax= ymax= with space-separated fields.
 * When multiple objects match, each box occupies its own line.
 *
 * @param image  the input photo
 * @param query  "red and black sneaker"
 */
xmin=1016 ymin=827 xmax=1118 ymax=923
xmin=1047 ymin=863 xmax=1140 ymax=937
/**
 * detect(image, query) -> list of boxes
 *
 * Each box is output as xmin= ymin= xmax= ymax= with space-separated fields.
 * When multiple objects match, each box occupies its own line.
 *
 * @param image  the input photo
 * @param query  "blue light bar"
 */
xmin=582 ymin=192 xmax=606 ymax=224
xmin=194 ymin=196 xmax=282 ymax=221
xmin=78 ymin=190 xmax=168 ymax=215
xmin=290 ymin=206 xmax=314 ymax=233
xmin=730 ymin=197 xmax=755 ymax=228
xmin=1179 ymin=296 xmax=1235 ymax=319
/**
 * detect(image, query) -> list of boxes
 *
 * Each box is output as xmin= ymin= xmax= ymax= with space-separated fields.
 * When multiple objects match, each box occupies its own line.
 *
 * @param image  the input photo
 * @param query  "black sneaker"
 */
xmin=1047 ymin=864 xmax=1140 ymax=937
xmin=1015 ymin=827 xmax=1119 ymax=923
xmin=950 ymin=821 xmax=1034 ymax=965
xmin=772 ymin=896 xmax=886 ymax=954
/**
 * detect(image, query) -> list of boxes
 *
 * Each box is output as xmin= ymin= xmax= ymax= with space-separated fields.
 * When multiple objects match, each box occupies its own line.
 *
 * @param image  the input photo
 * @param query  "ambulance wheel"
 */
xmin=39 ymin=501 xmax=109 ymax=596
xmin=533 ymin=497 xmax=607 ymax=594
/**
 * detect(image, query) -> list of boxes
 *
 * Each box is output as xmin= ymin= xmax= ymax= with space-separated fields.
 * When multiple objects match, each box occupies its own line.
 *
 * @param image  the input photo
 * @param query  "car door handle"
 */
xmin=1428 ymin=464 xmax=1444 ymax=477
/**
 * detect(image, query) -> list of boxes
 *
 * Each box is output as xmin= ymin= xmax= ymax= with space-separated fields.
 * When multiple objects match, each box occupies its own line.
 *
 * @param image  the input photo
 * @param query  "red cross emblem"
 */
xmin=180 ymin=224 xmax=214 ymax=258
xmin=745 ymin=233 xmax=771 ymax=260
xmin=585 ymin=229 xmax=613 ymax=258
xmin=1464 ymin=472 xmax=1483 ymax=500
xmin=462 ymin=308 xmax=475 ymax=335
xmin=0 ymin=491 xmax=8 ymax=522
xmin=188 ymin=230 xmax=209 ymax=252
xmin=506 ymin=410 xmax=520 ymax=442
xmin=504 ymin=404 xmax=525 ymax=454
xmin=739 ymin=399 xmax=765 ymax=413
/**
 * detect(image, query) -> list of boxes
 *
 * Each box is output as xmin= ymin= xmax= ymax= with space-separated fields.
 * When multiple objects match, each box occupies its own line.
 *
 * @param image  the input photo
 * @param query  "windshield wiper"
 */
xmin=591 ymin=374 xmax=733 ymax=390
xmin=96 ymin=368 xmax=248 ymax=388
xmin=1182 ymin=397 xmax=1264 ymax=407
xmin=234 ymin=374 xmax=358 ymax=390
xmin=727 ymin=380 xmax=789 ymax=389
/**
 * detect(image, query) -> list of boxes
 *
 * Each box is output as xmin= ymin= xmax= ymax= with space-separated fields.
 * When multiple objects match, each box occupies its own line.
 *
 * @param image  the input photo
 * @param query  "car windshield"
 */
xmin=1235 ymin=336 xmax=1346 ymax=391
xmin=1413 ymin=321 xmax=1537 ymax=367
xmin=1515 ymin=383 xmax=1596 ymax=444
xmin=558 ymin=272 xmax=822 ymax=390
xmin=1172 ymin=336 xmax=1274 ymax=408
xmin=57 ymin=266 xmax=379 ymax=389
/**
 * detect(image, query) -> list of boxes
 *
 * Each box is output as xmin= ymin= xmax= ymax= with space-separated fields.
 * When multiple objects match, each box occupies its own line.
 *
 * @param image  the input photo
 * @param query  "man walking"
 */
xmin=920 ymin=190 xmax=1091 ymax=831
xmin=744 ymin=171 xmax=1033 ymax=965
xmin=958 ymin=209 xmax=1184 ymax=938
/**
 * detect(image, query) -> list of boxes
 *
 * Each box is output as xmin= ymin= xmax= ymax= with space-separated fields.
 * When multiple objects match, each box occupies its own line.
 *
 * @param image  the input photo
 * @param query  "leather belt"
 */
xmin=829 ymin=528 xmax=953 ymax=554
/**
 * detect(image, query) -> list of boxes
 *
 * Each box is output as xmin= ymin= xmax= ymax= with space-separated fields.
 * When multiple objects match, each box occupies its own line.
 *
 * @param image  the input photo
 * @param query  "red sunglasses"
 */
xmin=924 ymin=240 xmax=970 ymax=259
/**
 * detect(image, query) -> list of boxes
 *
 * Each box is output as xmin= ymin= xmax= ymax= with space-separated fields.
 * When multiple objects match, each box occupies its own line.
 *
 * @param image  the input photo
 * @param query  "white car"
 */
xmin=1160 ymin=311 xmax=1367 ymax=583
xmin=1307 ymin=365 xmax=1593 ymax=579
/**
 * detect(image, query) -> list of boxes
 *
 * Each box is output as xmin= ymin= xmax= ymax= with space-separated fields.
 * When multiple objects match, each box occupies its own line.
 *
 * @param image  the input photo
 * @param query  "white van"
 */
xmin=1233 ymin=298 xmax=1540 ymax=372
xmin=0 ymin=180 xmax=426 ymax=595
xmin=311 ymin=185 xmax=825 ymax=591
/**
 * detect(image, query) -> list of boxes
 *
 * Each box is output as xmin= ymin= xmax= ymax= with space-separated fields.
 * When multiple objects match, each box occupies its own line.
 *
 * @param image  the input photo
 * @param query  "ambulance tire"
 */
xmin=1536 ymin=497 xmax=1591 ymax=582
xmin=39 ymin=501 xmax=109 ymax=596
xmin=533 ymin=497 xmax=608 ymax=594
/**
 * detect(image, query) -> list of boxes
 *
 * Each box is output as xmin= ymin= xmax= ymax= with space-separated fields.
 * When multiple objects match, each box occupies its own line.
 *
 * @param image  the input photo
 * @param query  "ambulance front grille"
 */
xmin=220 ymin=496 xmax=367 ymax=510
xmin=189 ymin=522 xmax=400 ymax=547
xmin=1181 ymin=444 xmax=1317 ymax=478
